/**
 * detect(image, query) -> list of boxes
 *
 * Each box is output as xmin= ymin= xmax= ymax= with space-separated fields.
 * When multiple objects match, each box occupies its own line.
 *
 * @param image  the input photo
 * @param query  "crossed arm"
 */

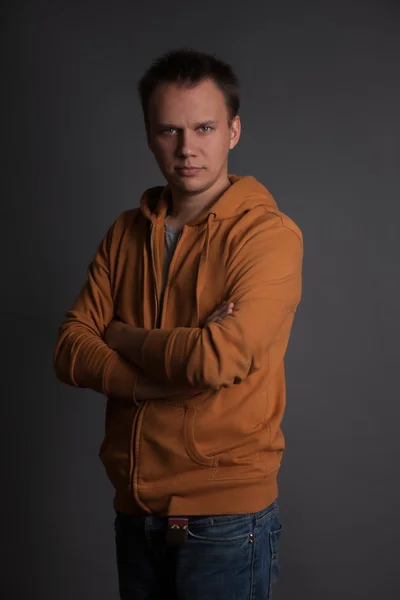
xmin=54 ymin=216 xmax=302 ymax=402
xmin=103 ymin=303 xmax=233 ymax=400
xmin=52 ymin=219 xmax=238 ymax=403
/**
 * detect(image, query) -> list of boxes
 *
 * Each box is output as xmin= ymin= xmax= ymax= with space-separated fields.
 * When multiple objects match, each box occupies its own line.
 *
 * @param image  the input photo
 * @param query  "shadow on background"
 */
xmin=1 ymin=316 xmax=117 ymax=599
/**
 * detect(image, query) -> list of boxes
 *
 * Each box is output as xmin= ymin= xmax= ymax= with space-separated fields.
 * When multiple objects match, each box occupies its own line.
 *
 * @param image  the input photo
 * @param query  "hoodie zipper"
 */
xmin=152 ymin=220 xmax=185 ymax=328
xmin=128 ymin=402 xmax=142 ymax=492
xmin=129 ymin=221 xmax=186 ymax=500
xmin=155 ymin=224 xmax=186 ymax=329
xmin=150 ymin=223 xmax=160 ymax=328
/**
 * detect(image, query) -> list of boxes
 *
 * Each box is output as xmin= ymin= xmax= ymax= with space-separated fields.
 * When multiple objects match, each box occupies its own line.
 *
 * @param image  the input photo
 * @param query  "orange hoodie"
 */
xmin=54 ymin=175 xmax=303 ymax=516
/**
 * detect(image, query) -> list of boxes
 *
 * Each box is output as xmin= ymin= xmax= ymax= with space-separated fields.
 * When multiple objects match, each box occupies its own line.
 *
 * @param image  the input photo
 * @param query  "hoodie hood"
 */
xmin=139 ymin=175 xmax=278 ymax=225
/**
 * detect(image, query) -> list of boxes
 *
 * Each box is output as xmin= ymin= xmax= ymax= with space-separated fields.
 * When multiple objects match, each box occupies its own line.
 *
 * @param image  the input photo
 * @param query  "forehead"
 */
xmin=148 ymin=79 xmax=228 ymax=124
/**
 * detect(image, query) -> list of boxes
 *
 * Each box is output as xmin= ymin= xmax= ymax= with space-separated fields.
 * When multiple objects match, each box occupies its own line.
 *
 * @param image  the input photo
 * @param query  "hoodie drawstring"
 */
xmin=195 ymin=212 xmax=216 ymax=325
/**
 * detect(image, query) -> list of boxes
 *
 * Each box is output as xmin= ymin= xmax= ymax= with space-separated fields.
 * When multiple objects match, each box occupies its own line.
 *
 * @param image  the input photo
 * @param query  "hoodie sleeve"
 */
xmin=53 ymin=222 xmax=137 ymax=400
xmin=141 ymin=215 xmax=303 ymax=390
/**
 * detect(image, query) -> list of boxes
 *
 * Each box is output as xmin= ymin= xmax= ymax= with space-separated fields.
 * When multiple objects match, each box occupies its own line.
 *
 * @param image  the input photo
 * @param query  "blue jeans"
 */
xmin=114 ymin=499 xmax=282 ymax=599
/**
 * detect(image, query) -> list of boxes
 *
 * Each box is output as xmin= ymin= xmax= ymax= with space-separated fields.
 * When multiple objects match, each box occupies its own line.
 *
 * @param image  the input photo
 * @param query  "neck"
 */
xmin=168 ymin=174 xmax=231 ymax=224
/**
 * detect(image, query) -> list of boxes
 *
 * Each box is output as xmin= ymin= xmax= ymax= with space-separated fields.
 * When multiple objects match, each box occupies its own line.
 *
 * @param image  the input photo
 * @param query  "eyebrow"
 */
xmin=157 ymin=120 xmax=220 ymax=129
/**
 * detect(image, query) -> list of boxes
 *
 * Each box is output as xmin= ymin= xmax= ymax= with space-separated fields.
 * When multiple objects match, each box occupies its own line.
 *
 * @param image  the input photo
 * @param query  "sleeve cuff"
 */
xmin=142 ymin=328 xmax=173 ymax=384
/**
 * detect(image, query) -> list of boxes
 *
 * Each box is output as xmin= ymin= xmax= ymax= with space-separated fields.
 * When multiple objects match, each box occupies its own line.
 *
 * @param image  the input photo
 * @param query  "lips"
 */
xmin=176 ymin=167 xmax=202 ymax=177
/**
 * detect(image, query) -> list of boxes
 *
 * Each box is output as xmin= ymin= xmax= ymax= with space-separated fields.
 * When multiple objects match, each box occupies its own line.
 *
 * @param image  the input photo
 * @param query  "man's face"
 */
xmin=147 ymin=78 xmax=241 ymax=196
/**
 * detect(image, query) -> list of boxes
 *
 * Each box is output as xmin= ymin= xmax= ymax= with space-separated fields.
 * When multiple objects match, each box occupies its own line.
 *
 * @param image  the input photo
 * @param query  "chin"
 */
xmin=176 ymin=181 xmax=209 ymax=195
xmin=166 ymin=173 xmax=209 ymax=194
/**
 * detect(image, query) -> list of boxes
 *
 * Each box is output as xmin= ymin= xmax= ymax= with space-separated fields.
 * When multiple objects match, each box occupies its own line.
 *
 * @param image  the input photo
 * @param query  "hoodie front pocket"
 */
xmin=138 ymin=402 xmax=214 ymax=484
xmin=183 ymin=405 xmax=270 ymax=480
xmin=183 ymin=407 xmax=216 ymax=468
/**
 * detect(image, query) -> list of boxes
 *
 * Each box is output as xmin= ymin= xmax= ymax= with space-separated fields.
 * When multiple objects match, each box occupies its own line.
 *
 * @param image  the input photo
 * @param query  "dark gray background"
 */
xmin=2 ymin=0 xmax=399 ymax=598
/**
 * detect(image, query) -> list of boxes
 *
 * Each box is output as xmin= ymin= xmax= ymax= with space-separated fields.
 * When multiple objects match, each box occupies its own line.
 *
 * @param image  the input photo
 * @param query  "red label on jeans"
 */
xmin=166 ymin=518 xmax=189 ymax=547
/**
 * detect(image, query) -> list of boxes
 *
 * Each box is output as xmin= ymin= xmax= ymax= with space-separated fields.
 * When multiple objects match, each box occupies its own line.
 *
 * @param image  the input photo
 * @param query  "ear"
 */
xmin=229 ymin=115 xmax=241 ymax=150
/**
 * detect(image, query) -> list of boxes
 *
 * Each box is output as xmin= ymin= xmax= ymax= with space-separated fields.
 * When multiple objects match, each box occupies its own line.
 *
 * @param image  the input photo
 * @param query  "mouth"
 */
xmin=175 ymin=167 xmax=202 ymax=177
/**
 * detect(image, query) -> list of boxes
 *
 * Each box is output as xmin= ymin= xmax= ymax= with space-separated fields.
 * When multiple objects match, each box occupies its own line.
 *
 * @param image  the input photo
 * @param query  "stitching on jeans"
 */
xmin=268 ymin=525 xmax=282 ymax=598
xmin=255 ymin=507 xmax=279 ymax=527
xmin=187 ymin=529 xmax=251 ymax=555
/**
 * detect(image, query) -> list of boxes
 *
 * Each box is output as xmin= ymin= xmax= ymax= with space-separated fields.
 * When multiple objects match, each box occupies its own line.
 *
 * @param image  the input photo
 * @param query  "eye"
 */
xmin=161 ymin=128 xmax=177 ymax=135
xmin=198 ymin=125 xmax=213 ymax=133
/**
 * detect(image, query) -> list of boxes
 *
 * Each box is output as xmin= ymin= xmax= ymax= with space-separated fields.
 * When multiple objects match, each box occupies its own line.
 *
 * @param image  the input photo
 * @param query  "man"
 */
xmin=54 ymin=49 xmax=303 ymax=599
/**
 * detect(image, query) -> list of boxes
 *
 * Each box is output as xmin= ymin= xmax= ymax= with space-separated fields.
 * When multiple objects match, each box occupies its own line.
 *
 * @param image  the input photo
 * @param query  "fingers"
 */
xmin=217 ymin=302 xmax=234 ymax=318
xmin=206 ymin=301 xmax=235 ymax=325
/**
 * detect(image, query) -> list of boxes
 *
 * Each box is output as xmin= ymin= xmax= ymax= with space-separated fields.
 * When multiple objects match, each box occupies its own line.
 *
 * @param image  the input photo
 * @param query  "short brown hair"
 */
xmin=138 ymin=48 xmax=240 ymax=127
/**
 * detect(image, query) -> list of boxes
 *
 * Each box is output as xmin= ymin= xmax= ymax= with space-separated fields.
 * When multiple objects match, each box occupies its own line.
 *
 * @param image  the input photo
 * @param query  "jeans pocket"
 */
xmin=269 ymin=525 xmax=282 ymax=598
xmin=187 ymin=514 xmax=253 ymax=555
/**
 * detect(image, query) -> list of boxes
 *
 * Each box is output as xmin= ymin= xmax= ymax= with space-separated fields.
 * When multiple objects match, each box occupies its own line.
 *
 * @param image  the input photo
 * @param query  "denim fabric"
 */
xmin=114 ymin=499 xmax=282 ymax=599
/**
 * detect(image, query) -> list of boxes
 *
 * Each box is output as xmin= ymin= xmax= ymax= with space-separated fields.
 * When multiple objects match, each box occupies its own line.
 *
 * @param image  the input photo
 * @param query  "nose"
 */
xmin=176 ymin=130 xmax=197 ymax=158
